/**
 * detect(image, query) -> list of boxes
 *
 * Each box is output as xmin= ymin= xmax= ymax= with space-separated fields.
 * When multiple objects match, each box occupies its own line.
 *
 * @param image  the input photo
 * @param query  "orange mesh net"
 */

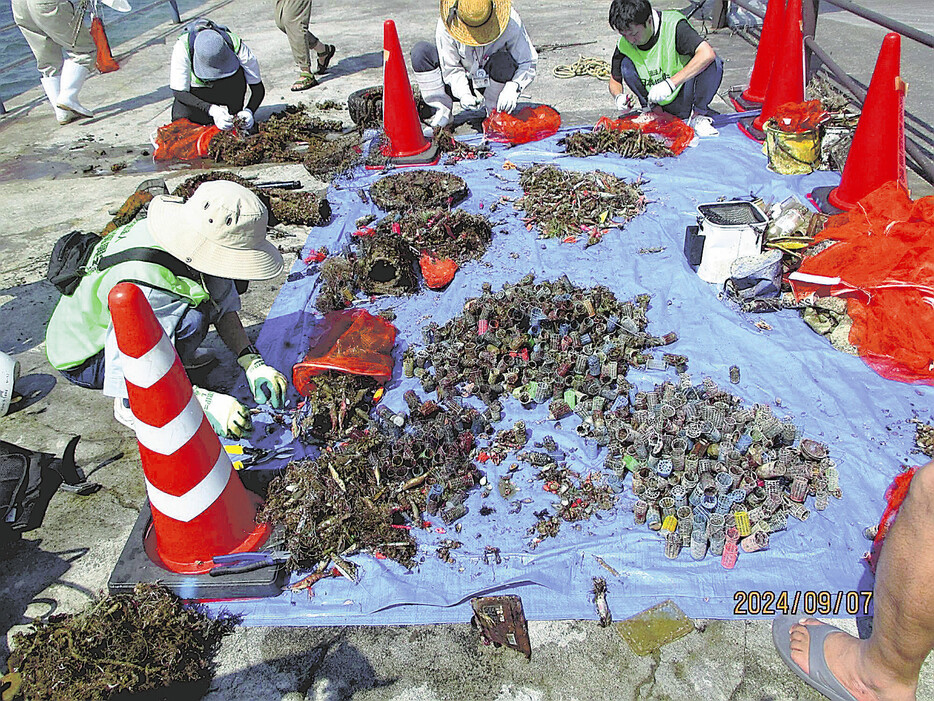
xmin=153 ymin=119 xmax=221 ymax=161
xmin=91 ymin=17 xmax=119 ymax=73
xmin=594 ymin=112 xmax=695 ymax=155
xmin=869 ymin=466 xmax=916 ymax=573
xmin=483 ymin=106 xmax=561 ymax=145
xmin=292 ymin=310 xmax=398 ymax=396
xmin=791 ymin=181 xmax=934 ymax=384
xmin=770 ymin=100 xmax=829 ymax=133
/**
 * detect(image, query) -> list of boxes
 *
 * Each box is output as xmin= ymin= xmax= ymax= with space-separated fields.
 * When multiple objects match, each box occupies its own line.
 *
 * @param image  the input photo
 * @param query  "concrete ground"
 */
xmin=1 ymin=1 xmax=932 ymax=699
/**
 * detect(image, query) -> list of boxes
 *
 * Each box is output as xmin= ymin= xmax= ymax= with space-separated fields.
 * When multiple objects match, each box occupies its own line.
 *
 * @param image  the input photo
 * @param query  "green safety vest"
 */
xmin=45 ymin=220 xmax=210 ymax=371
xmin=617 ymin=10 xmax=690 ymax=105
xmin=177 ymin=22 xmax=243 ymax=89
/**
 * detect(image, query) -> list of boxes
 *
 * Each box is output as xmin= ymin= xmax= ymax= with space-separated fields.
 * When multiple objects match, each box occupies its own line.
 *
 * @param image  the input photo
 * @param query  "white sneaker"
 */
xmin=691 ymin=114 xmax=719 ymax=137
xmin=113 ymin=397 xmax=136 ymax=431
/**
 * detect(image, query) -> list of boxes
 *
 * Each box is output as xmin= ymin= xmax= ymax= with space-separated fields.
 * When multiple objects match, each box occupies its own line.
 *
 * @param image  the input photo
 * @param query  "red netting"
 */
xmin=594 ymin=112 xmax=695 ymax=155
xmin=791 ymin=182 xmax=934 ymax=384
xmin=152 ymin=119 xmax=221 ymax=161
xmin=419 ymin=252 xmax=458 ymax=289
xmin=868 ymin=466 xmax=917 ymax=573
xmin=770 ymin=100 xmax=829 ymax=133
xmin=90 ymin=17 xmax=119 ymax=74
xmin=483 ymin=105 xmax=561 ymax=145
xmin=292 ymin=309 xmax=398 ymax=396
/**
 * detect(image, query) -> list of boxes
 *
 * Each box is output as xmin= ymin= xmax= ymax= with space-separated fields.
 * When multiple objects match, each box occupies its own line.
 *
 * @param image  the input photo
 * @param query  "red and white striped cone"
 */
xmin=108 ymin=282 xmax=271 ymax=574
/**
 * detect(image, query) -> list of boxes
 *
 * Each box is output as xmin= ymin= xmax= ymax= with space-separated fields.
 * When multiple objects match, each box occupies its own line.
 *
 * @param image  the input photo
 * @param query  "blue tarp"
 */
xmin=207 ymin=125 xmax=933 ymax=626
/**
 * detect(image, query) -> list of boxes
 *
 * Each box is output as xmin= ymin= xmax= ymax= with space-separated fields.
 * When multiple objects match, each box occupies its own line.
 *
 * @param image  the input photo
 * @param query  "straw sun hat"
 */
xmin=147 ymin=181 xmax=284 ymax=281
xmin=440 ymin=0 xmax=512 ymax=47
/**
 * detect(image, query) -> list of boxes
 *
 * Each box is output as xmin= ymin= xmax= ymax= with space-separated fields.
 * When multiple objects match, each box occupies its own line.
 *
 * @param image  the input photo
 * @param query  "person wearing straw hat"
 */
xmin=410 ymin=0 xmax=538 ymax=130
xmin=170 ymin=19 xmax=266 ymax=133
xmin=608 ymin=0 xmax=722 ymax=136
xmin=45 ymin=181 xmax=289 ymax=439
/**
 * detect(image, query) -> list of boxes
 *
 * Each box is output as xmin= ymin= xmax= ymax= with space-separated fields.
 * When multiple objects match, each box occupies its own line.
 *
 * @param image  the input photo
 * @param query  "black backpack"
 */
xmin=0 ymin=436 xmax=96 ymax=535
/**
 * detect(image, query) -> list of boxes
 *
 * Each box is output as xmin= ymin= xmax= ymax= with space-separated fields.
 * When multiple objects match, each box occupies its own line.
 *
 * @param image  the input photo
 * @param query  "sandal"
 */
xmin=291 ymin=72 xmax=318 ymax=91
xmin=316 ymin=44 xmax=336 ymax=74
xmin=771 ymin=616 xmax=860 ymax=701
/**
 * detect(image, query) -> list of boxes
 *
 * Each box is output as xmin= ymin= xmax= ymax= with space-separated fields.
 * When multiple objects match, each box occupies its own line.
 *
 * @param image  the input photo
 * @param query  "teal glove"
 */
xmin=192 ymin=386 xmax=252 ymax=439
xmin=237 ymin=353 xmax=288 ymax=409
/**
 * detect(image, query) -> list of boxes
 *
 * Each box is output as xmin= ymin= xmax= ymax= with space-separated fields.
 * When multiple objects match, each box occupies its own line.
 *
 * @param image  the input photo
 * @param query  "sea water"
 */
xmin=0 ymin=1 xmax=202 ymax=105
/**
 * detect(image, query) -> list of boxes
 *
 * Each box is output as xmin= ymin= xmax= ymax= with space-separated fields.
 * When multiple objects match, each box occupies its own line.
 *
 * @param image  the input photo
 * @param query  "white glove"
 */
xmin=615 ymin=92 xmax=634 ymax=112
xmin=236 ymin=108 xmax=254 ymax=131
xmin=496 ymin=81 xmax=520 ymax=113
xmin=208 ymin=104 xmax=234 ymax=130
xmin=237 ymin=353 xmax=288 ymax=408
xmin=192 ymin=386 xmax=252 ymax=439
xmin=647 ymin=78 xmax=675 ymax=104
xmin=429 ymin=105 xmax=452 ymax=129
xmin=456 ymin=90 xmax=482 ymax=109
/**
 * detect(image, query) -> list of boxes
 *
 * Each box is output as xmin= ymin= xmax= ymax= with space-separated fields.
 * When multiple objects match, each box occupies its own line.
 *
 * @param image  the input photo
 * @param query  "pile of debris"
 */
xmin=915 ymin=420 xmax=934 ymax=457
xmin=291 ymin=371 xmax=381 ymax=443
xmin=370 ymin=170 xmax=469 ymax=211
xmin=373 ymin=208 xmax=492 ymax=262
xmin=6 ymin=584 xmax=236 ymax=701
xmin=559 ymin=129 xmax=674 ymax=159
xmin=516 ymin=164 xmax=646 ymax=245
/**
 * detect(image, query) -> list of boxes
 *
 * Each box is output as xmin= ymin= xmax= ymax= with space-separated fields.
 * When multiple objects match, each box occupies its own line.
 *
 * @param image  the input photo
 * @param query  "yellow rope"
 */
xmin=553 ymin=55 xmax=611 ymax=81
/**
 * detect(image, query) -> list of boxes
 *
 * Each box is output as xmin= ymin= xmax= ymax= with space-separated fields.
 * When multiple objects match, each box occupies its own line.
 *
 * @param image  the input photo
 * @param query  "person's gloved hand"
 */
xmin=208 ymin=104 xmax=234 ymax=130
xmin=429 ymin=104 xmax=452 ymax=129
xmin=236 ymin=108 xmax=254 ymax=130
xmin=615 ymin=92 xmax=635 ymax=113
xmin=647 ymin=78 xmax=675 ymax=104
xmin=496 ymin=81 xmax=520 ymax=113
xmin=237 ymin=352 xmax=288 ymax=408
xmin=192 ymin=386 xmax=252 ymax=439
xmin=456 ymin=89 xmax=482 ymax=109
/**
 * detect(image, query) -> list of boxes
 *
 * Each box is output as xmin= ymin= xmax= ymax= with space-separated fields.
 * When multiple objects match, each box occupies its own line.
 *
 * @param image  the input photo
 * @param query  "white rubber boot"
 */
xmin=40 ymin=76 xmax=76 ymax=125
xmin=56 ymin=60 xmax=94 ymax=119
xmin=414 ymin=68 xmax=453 ymax=129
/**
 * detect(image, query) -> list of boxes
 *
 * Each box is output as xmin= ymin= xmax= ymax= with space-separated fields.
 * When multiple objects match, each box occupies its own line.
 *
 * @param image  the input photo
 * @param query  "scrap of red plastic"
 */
xmin=419 ymin=252 xmax=458 ymax=289
xmin=594 ymin=112 xmax=695 ymax=155
xmin=303 ymin=249 xmax=327 ymax=264
xmin=292 ymin=309 xmax=398 ymax=397
xmin=483 ymin=105 xmax=561 ymax=144
xmin=770 ymin=100 xmax=830 ymax=133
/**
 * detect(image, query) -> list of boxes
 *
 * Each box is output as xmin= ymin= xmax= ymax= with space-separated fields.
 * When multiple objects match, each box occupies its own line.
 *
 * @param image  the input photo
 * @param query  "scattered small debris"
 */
xmin=560 ymin=130 xmax=674 ymax=159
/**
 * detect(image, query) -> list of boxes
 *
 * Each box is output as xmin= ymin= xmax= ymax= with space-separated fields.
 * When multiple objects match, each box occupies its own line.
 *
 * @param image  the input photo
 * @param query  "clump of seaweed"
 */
xmin=291 ymin=372 xmax=380 ymax=443
xmin=435 ymin=129 xmax=494 ymax=165
xmin=302 ymin=134 xmax=363 ymax=180
xmin=7 ymin=584 xmax=237 ymax=701
xmin=172 ymin=171 xmax=331 ymax=227
xmin=559 ymin=129 xmax=674 ymax=158
xmin=516 ymin=164 xmax=646 ymax=246
xmin=374 ymin=208 xmax=492 ymax=262
xmin=370 ymin=170 xmax=469 ymax=212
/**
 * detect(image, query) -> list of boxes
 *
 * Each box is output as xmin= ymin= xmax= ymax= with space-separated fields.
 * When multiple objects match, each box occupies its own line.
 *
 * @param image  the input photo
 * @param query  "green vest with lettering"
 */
xmin=45 ymin=220 xmax=210 ymax=370
xmin=617 ymin=10 xmax=689 ymax=105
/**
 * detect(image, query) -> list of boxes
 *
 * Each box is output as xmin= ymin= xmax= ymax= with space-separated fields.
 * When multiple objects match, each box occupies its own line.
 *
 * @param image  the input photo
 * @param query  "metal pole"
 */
xmin=711 ymin=0 xmax=729 ymax=30
xmin=805 ymin=36 xmax=934 ymax=184
xmin=0 ymin=100 xmax=6 ymax=115
xmin=167 ymin=0 xmax=181 ymax=23
xmin=819 ymin=0 xmax=934 ymax=49
xmin=801 ymin=0 xmax=822 ymax=80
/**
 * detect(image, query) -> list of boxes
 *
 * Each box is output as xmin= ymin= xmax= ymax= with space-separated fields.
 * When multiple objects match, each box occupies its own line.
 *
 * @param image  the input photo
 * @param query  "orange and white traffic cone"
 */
xmin=810 ymin=33 xmax=908 ymax=212
xmin=108 ymin=282 xmax=271 ymax=574
xmin=377 ymin=19 xmax=439 ymax=167
xmin=732 ymin=0 xmax=785 ymax=110
xmin=738 ymin=0 xmax=804 ymax=141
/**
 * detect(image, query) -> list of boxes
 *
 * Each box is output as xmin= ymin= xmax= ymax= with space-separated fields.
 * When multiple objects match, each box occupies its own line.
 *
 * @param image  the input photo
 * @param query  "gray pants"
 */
xmin=274 ymin=0 xmax=321 ymax=74
xmin=12 ymin=0 xmax=96 ymax=78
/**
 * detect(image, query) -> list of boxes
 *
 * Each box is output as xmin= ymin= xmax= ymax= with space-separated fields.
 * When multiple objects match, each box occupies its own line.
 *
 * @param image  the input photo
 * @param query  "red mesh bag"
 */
xmin=153 ymin=119 xmax=221 ymax=161
xmin=594 ymin=112 xmax=695 ymax=155
xmin=91 ymin=17 xmax=119 ymax=73
xmin=868 ymin=467 xmax=917 ymax=573
xmin=483 ymin=105 xmax=561 ymax=144
xmin=292 ymin=309 xmax=398 ymax=396
xmin=791 ymin=181 xmax=934 ymax=383
xmin=770 ymin=100 xmax=829 ymax=133
xmin=419 ymin=252 xmax=458 ymax=289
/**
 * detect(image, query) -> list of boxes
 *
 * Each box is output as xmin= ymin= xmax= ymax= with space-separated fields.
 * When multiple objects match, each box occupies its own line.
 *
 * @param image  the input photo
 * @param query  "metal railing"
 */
xmin=0 ymin=0 xmax=181 ymax=115
xmin=718 ymin=0 xmax=934 ymax=184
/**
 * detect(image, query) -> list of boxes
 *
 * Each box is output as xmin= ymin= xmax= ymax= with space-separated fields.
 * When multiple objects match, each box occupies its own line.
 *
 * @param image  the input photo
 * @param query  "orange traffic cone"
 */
xmin=738 ymin=0 xmax=803 ymax=141
xmin=379 ymin=19 xmax=438 ymax=166
xmin=108 ymin=282 xmax=271 ymax=574
xmin=818 ymin=33 xmax=908 ymax=212
xmin=737 ymin=0 xmax=786 ymax=108
xmin=91 ymin=16 xmax=120 ymax=73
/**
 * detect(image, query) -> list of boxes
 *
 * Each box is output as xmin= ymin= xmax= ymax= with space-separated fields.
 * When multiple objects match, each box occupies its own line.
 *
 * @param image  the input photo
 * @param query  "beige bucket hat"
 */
xmin=440 ymin=0 xmax=512 ymax=47
xmin=147 ymin=181 xmax=283 ymax=281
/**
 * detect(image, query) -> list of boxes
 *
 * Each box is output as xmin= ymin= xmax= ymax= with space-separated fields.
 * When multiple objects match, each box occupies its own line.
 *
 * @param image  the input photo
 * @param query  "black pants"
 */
xmin=172 ymin=70 xmax=247 ymax=125
xmin=621 ymin=56 xmax=723 ymax=120
xmin=410 ymin=41 xmax=518 ymax=93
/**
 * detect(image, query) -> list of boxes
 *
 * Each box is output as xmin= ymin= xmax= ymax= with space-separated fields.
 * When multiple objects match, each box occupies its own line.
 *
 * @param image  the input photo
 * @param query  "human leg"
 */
xmin=619 ymin=60 xmax=650 ymax=109
xmin=777 ymin=460 xmax=934 ymax=700
xmin=275 ymin=0 xmax=318 ymax=89
xmin=411 ymin=41 xmax=453 ymax=127
xmin=688 ymin=55 xmax=723 ymax=116
xmin=482 ymin=50 xmax=519 ymax=113
xmin=58 ymin=352 xmax=105 ymax=390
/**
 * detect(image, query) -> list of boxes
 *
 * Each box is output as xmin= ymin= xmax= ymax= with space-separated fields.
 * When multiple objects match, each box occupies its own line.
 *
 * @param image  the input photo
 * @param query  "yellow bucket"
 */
xmin=763 ymin=121 xmax=821 ymax=175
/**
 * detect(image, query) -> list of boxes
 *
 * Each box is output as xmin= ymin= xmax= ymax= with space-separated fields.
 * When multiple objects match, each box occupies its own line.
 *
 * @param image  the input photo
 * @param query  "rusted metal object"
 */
xmin=471 ymin=595 xmax=532 ymax=659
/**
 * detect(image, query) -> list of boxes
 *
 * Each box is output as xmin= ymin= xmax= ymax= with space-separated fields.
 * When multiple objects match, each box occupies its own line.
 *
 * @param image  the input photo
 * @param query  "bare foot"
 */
xmin=788 ymin=619 xmax=917 ymax=701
